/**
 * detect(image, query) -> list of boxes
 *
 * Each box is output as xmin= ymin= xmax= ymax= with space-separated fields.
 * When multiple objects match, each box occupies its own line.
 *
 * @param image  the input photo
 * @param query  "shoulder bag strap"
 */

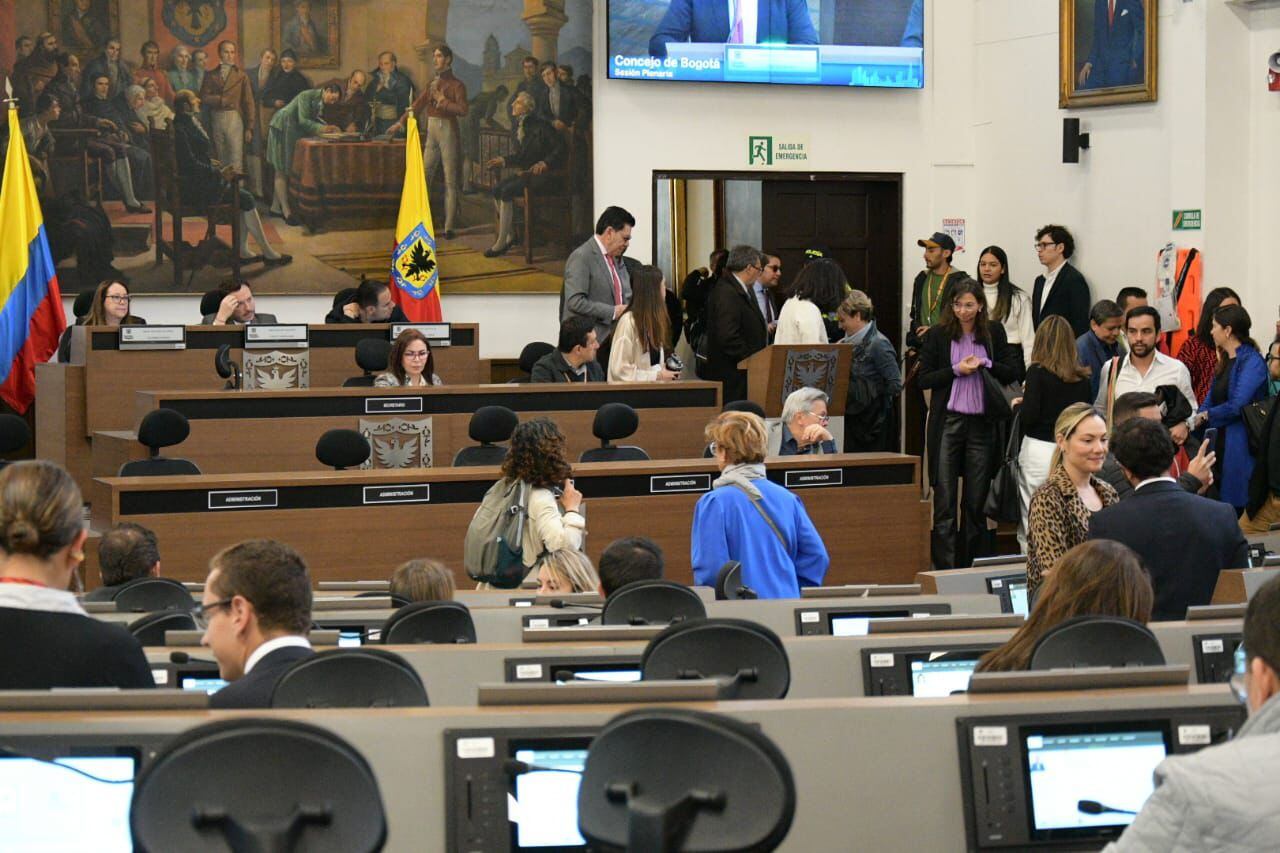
xmin=1105 ymin=356 xmax=1121 ymax=424
xmin=730 ymin=483 xmax=789 ymax=550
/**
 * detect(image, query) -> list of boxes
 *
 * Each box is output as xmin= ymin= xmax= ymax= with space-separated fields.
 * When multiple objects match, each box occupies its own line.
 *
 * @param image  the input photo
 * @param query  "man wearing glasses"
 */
xmin=1031 ymin=224 xmax=1091 ymax=337
xmin=197 ymin=539 xmax=314 ymax=709
xmin=1104 ymin=574 xmax=1280 ymax=851
xmin=772 ymin=387 xmax=835 ymax=456
xmin=754 ymin=253 xmax=781 ymax=339
xmin=706 ymin=244 xmax=769 ymax=403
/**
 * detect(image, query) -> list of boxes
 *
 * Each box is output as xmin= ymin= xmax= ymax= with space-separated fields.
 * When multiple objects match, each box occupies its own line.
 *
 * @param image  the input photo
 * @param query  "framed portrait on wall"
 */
xmin=48 ymin=0 xmax=120 ymax=60
xmin=271 ymin=0 xmax=340 ymax=69
xmin=1060 ymin=0 xmax=1157 ymax=108
xmin=150 ymin=0 xmax=241 ymax=60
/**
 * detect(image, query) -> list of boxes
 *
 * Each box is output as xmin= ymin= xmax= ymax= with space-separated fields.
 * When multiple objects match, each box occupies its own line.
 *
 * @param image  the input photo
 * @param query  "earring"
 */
xmin=70 ymin=550 xmax=85 ymax=561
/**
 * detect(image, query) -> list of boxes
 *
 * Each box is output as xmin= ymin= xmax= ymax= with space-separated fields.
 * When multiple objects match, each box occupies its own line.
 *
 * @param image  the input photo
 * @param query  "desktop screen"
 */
xmin=0 ymin=754 xmax=136 ymax=852
xmin=830 ymin=609 xmax=911 ymax=636
xmin=607 ymin=0 xmax=925 ymax=88
xmin=1025 ymin=729 xmax=1166 ymax=837
xmin=561 ymin=669 xmax=643 ymax=684
xmin=909 ymin=657 xmax=978 ymax=697
xmin=180 ymin=675 xmax=229 ymax=694
xmin=1007 ymin=582 xmax=1029 ymax=617
xmin=510 ymin=747 xmax=589 ymax=849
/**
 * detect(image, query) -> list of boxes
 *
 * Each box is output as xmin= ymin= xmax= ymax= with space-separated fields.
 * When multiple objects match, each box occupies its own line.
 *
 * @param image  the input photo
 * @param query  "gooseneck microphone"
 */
xmin=548 ymin=600 xmax=604 ymax=610
xmin=169 ymin=651 xmax=220 ymax=666
xmin=1078 ymin=800 xmax=1137 ymax=816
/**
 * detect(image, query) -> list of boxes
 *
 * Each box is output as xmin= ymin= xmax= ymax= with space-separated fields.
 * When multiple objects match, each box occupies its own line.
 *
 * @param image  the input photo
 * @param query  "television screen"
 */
xmin=607 ymin=0 xmax=924 ymax=87
xmin=0 ymin=753 xmax=136 ymax=851
xmin=909 ymin=656 xmax=978 ymax=697
xmin=510 ymin=746 xmax=590 ymax=848
xmin=830 ymin=609 xmax=911 ymax=636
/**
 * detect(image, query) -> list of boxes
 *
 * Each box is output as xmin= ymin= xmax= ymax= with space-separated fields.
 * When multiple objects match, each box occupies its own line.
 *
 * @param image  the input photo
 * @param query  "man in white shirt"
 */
xmin=1095 ymin=306 xmax=1196 ymax=445
xmin=199 ymin=539 xmax=314 ymax=709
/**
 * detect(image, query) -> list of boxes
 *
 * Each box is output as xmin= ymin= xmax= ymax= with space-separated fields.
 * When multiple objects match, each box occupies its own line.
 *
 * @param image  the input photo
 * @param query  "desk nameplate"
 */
xmin=245 ymin=324 xmax=309 ymax=349
xmin=363 ymin=484 xmax=431 ymax=505
xmin=119 ymin=325 xmax=186 ymax=351
xmin=391 ymin=323 xmax=451 ymax=345
xmin=784 ymin=468 xmax=844 ymax=488
xmin=649 ymin=474 xmax=712 ymax=494
xmin=207 ymin=489 xmax=279 ymax=510
xmin=365 ymin=397 xmax=425 ymax=415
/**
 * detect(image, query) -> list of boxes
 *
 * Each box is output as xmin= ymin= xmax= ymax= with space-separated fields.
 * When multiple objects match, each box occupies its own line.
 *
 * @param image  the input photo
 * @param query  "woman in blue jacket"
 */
xmin=691 ymin=411 xmax=828 ymax=599
xmin=1194 ymin=304 xmax=1268 ymax=511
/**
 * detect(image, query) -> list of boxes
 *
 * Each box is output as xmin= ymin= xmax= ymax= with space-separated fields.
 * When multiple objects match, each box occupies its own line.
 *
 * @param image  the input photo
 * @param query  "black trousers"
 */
xmin=931 ymin=412 xmax=997 ymax=570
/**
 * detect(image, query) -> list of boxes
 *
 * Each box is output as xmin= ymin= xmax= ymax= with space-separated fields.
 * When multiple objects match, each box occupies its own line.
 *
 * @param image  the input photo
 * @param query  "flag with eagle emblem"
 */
xmin=390 ymin=115 xmax=443 ymax=321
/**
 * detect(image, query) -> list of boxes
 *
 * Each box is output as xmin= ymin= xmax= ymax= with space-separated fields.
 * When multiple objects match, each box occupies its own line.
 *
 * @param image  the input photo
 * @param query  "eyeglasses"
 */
xmin=804 ymin=411 xmax=830 ymax=425
xmin=193 ymin=598 xmax=232 ymax=628
xmin=1229 ymin=669 xmax=1249 ymax=705
xmin=105 ymin=294 xmax=131 ymax=303
xmin=1034 ymin=241 xmax=1058 ymax=251
xmin=404 ymin=350 xmax=430 ymax=359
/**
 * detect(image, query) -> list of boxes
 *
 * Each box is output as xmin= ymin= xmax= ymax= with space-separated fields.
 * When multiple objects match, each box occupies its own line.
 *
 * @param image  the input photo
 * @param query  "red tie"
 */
xmin=1108 ymin=0 xmax=1116 ymax=27
xmin=607 ymin=255 xmax=623 ymax=306
xmin=730 ymin=0 xmax=744 ymax=44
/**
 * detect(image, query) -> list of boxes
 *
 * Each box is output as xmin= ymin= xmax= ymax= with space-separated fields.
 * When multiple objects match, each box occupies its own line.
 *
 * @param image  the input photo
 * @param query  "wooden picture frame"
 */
xmin=47 ymin=0 xmax=121 ymax=62
xmin=271 ymin=0 xmax=340 ymax=69
xmin=1060 ymin=0 xmax=1157 ymax=108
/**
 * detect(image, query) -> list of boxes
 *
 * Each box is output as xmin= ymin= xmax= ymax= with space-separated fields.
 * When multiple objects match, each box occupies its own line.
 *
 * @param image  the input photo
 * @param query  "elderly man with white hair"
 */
xmin=769 ymin=386 xmax=837 ymax=456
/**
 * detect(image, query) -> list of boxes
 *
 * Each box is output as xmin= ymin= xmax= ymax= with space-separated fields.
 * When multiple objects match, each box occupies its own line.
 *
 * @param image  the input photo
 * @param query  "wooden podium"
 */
xmin=739 ymin=344 xmax=853 ymax=417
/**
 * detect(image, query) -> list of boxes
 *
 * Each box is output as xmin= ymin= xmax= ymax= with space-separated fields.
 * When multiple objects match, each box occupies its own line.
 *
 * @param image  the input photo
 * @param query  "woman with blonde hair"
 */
xmin=691 ymin=411 xmax=828 ymax=598
xmin=389 ymin=558 xmax=455 ymax=602
xmin=1025 ymin=403 xmax=1119 ymax=593
xmin=976 ymin=540 xmax=1153 ymax=672
xmin=1015 ymin=315 xmax=1093 ymax=546
xmin=537 ymin=549 xmax=601 ymax=595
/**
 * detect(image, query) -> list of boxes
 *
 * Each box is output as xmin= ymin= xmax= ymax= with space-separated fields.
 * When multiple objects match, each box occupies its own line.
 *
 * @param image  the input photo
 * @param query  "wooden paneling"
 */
xmin=34 ymin=363 xmax=89 ymax=486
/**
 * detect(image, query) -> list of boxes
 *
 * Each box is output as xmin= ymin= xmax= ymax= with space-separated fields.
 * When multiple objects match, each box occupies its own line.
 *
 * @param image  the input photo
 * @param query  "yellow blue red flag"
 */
xmin=389 ymin=115 xmax=442 ymax=322
xmin=0 ymin=97 xmax=66 ymax=412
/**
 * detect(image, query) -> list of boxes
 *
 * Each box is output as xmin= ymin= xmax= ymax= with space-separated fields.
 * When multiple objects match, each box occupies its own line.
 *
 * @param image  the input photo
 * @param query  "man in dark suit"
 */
xmin=483 ymin=90 xmax=566 ymax=258
xmin=83 ymin=523 xmax=161 ymax=602
xmin=1089 ymin=418 xmax=1249 ymax=621
xmin=199 ymin=539 xmax=315 ymax=709
xmin=705 ymin=245 xmax=769 ymax=403
xmin=535 ymin=61 xmax=580 ymax=130
xmin=649 ymin=0 xmax=819 ymax=58
xmin=1031 ymin=224 xmax=1091 ymax=337
xmin=1079 ymin=0 xmax=1145 ymax=90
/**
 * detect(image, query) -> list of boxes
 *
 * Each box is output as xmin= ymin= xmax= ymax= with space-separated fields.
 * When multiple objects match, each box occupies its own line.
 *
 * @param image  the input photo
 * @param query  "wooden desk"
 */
xmin=36 ymin=323 xmax=483 ymax=489
xmin=1211 ymin=568 xmax=1279 ymax=605
xmin=93 ymin=454 xmax=928 ymax=587
xmin=89 ymin=382 xmax=723 ymax=483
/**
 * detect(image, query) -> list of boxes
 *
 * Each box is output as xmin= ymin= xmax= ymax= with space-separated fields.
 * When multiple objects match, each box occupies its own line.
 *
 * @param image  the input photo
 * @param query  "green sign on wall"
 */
xmin=1172 ymin=210 xmax=1202 ymax=230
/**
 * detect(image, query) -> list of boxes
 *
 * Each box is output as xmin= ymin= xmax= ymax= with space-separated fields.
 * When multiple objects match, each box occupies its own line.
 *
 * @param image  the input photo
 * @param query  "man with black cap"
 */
xmin=906 ymin=231 xmax=966 ymax=349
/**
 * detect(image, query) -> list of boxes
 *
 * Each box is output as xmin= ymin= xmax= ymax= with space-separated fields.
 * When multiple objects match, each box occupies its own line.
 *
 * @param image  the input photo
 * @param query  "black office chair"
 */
xmin=578 ymin=708 xmax=796 ymax=853
xmin=270 ymin=648 xmax=429 ymax=708
xmin=452 ymin=406 xmax=518 ymax=467
xmin=72 ymin=289 xmax=95 ymax=321
xmin=355 ymin=591 xmax=412 ymax=608
xmin=714 ymin=561 xmax=757 ymax=601
xmin=316 ymin=429 xmax=371 ymax=470
xmin=119 ymin=409 xmax=201 ymax=477
xmin=580 ymin=403 xmax=649 ymax=463
xmin=640 ymin=618 xmax=790 ymax=699
xmin=213 ymin=343 xmax=243 ymax=390
xmin=343 ymin=338 xmax=392 ymax=387
xmin=130 ymin=718 xmax=388 ymax=853
xmin=128 ymin=610 xmax=197 ymax=646
xmin=511 ymin=341 xmax=554 ymax=383
xmin=380 ymin=601 xmax=477 ymax=644
xmin=705 ymin=400 xmax=768 ymax=456
xmin=1028 ymin=615 xmax=1166 ymax=670
xmin=198 ymin=289 xmax=223 ymax=320
xmin=601 ymin=579 xmax=706 ymax=626
xmin=0 ymin=414 xmax=32 ymax=467
xmin=113 ymin=577 xmax=196 ymax=612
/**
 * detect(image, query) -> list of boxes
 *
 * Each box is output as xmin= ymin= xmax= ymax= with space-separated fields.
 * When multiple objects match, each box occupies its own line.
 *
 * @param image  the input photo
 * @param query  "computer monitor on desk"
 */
xmin=445 ymin=728 xmax=596 ymax=852
xmin=986 ymin=573 xmax=1030 ymax=616
xmin=795 ymin=602 xmax=951 ymax=636
xmin=862 ymin=644 xmax=1000 ymax=697
xmin=957 ymin=707 xmax=1243 ymax=849
xmin=505 ymin=656 xmax=643 ymax=684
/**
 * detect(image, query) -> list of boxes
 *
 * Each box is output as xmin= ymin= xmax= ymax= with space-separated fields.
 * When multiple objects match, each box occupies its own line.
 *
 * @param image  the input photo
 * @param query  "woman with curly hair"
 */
xmin=500 ymin=418 xmax=587 ymax=572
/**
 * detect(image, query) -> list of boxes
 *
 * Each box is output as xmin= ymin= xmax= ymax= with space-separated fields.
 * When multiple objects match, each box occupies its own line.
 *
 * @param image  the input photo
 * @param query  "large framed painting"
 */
xmin=150 ymin=0 xmax=241 ymax=58
xmin=48 ymin=0 xmax=120 ymax=61
xmin=271 ymin=0 xmax=340 ymax=69
xmin=1060 ymin=0 xmax=1157 ymax=108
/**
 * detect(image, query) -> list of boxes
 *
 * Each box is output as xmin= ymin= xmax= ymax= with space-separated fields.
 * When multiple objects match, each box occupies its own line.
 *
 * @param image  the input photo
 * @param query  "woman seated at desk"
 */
xmin=57 ymin=279 xmax=145 ymax=362
xmin=975 ymin=540 xmax=1152 ymax=672
xmin=608 ymin=264 xmax=680 ymax=383
xmin=375 ymin=328 xmax=444 ymax=387
xmin=389 ymin=558 xmax=455 ymax=602
xmin=536 ymin=549 xmax=601 ymax=595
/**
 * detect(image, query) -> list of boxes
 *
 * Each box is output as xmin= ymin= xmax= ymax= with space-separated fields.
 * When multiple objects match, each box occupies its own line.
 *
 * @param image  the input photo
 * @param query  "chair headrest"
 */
xmin=518 ymin=341 xmax=555 ymax=375
xmin=469 ymin=406 xmax=518 ymax=444
xmin=593 ymin=402 xmax=639 ymax=442
xmin=316 ymin=429 xmax=370 ymax=470
xmin=355 ymin=338 xmax=391 ymax=372
xmin=214 ymin=344 xmax=236 ymax=379
xmin=199 ymin=289 xmax=223 ymax=318
xmin=72 ymin=289 xmax=95 ymax=318
xmin=723 ymin=399 xmax=766 ymax=418
xmin=137 ymin=408 xmax=190 ymax=450
xmin=0 ymin=414 xmax=32 ymax=454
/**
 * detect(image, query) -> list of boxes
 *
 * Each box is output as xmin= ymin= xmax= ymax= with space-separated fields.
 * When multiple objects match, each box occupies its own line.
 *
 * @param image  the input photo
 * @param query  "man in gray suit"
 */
xmin=561 ymin=206 xmax=635 ymax=343
xmin=202 ymin=279 xmax=279 ymax=325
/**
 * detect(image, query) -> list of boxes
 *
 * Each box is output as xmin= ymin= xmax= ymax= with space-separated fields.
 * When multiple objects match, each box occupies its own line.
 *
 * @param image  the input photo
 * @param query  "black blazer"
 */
xmin=917 ymin=323 xmax=1022 ymax=482
xmin=210 ymin=645 xmax=314 ymax=709
xmin=0 ymin=608 xmax=153 ymax=689
xmin=1088 ymin=480 xmax=1250 ymax=621
xmin=1032 ymin=262 xmax=1091 ymax=338
xmin=705 ymin=273 xmax=769 ymax=400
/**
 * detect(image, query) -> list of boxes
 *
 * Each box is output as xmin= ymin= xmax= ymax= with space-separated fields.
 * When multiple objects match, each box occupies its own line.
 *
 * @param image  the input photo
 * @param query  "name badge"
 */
xmin=362 ymin=485 xmax=431 ymax=505
xmin=207 ymin=489 xmax=279 ymax=510
xmin=649 ymin=474 xmax=712 ymax=494
xmin=365 ymin=397 xmax=425 ymax=414
xmin=119 ymin=325 xmax=186 ymax=350
xmin=244 ymin=324 xmax=309 ymax=349
xmin=391 ymin=322 xmax=451 ymax=346
xmin=784 ymin=468 xmax=844 ymax=488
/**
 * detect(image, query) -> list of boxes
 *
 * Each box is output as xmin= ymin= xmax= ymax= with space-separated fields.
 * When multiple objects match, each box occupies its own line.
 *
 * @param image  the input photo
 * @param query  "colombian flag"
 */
xmin=389 ymin=115 xmax=443 ymax=322
xmin=0 ymin=104 xmax=66 ymax=413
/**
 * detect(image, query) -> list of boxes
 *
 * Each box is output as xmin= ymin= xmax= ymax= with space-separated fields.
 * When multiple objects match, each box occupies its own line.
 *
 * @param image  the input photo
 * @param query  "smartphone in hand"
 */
xmin=1202 ymin=427 xmax=1218 ymax=454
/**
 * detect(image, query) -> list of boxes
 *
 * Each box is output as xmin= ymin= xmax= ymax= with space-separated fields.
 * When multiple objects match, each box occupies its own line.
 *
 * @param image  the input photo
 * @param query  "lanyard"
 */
xmin=926 ymin=269 xmax=952 ymax=320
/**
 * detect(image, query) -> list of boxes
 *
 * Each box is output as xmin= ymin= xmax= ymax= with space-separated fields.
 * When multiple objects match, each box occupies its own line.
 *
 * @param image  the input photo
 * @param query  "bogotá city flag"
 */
xmin=390 ymin=114 xmax=442 ymax=322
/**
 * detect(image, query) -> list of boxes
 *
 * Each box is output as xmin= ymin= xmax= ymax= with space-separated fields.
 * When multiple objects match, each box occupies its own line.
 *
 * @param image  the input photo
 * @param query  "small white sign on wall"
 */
xmin=942 ymin=218 xmax=966 ymax=253
xmin=747 ymin=135 xmax=811 ymax=168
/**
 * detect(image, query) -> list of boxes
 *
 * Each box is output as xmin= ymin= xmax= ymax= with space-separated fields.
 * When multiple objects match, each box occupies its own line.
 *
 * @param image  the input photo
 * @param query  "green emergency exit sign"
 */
xmin=1172 ymin=210 xmax=1202 ymax=230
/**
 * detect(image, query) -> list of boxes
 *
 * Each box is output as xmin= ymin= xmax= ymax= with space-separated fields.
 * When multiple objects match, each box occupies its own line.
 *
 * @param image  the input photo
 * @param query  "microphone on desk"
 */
xmin=548 ymin=600 xmax=604 ymax=611
xmin=503 ymin=758 xmax=583 ymax=778
xmin=169 ymin=651 xmax=220 ymax=666
xmin=1077 ymin=800 xmax=1137 ymax=816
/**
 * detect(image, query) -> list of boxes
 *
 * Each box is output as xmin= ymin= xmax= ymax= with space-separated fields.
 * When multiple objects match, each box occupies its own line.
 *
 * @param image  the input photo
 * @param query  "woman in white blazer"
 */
xmin=774 ymin=258 xmax=846 ymax=345
xmin=608 ymin=264 xmax=680 ymax=382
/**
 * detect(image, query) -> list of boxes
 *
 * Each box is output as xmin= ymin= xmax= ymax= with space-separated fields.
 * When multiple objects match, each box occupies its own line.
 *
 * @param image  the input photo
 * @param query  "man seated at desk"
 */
xmin=649 ymin=0 xmax=820 ymax=58
xmin=770 ymin=387 xmax=836 ymax=456
xmin=198 ymin=539 xmax=314 ymax=709
xmin=531 ymin=316 xmax=604 ymax=383
xmin=325 ymin=278 xmax=407 ymax=324
xmin=203 ymin=278 xmax=278 ymax=325
xmin=83 ymin=523 xmax=160 ymax=602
